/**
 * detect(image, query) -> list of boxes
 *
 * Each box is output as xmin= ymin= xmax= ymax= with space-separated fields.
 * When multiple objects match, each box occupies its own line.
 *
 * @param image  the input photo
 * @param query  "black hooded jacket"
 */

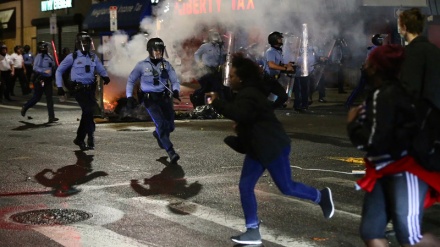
xmin=212 ymin=86 xmax=291 ymax=166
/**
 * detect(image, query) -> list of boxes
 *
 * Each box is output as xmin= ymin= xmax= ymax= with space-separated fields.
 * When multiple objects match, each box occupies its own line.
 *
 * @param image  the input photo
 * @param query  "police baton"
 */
xmin=158 ymin=79 xmax=181 ymax=102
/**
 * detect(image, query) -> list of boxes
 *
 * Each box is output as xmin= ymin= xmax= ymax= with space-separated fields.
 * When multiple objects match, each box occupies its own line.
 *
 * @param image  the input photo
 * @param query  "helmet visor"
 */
xmin=78 ymin=35 xmax=95 ymax=52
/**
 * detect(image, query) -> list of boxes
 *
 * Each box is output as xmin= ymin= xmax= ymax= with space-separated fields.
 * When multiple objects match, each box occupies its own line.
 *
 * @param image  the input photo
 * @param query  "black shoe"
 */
xmin=5 ymin=97 xmax=13 ymax=101
xmin=152 ymin=131 xmax=164 ymax=149
xmin=338 ymin=91 xmax=347 ymax=94
xmin=224 ymin=136 xmax=245 ymax=154
xmin=87 ymin=136 xmax=95 ymax=150
xmin=319 ymin=187 xmax=334 ymax=219
xmin=318 ymin=98 xmax=327 ymax=103
xmin=48 ymin=117 xmax=59 ymax=123
xmin=231 ymin=227 xmax=262 ymax=245
xmin=73 ymin=138 xmax=87 ymax=151
xmin=21 ymin=106 xmax=27 ymax=117
xmin=167 ymin=148 xmax=180 ymax=164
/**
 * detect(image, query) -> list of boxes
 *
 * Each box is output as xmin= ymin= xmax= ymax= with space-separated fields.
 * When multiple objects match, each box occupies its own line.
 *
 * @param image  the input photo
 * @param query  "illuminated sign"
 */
xmin=41 ymin=0 xmax=73 ymax=12
xmin=174 ymin=0 xmax=255 ymax=15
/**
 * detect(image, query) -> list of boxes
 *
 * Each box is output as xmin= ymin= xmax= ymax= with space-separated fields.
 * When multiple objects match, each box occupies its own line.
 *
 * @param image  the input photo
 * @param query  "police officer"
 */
xmin=126 ymin=37 xmax=181 ymax=164
xmin=55 ymin=31 xmax=110 ymax=150
xmin=263 ymin=31 xmax=295 ymax=108
xmin=21 ymin=41 xmax=58 ymax=123
xmin=11 ymin=45 xmax=31 ymax=95
xmin=293 ymin=40 xmax=319 ymax=111
xmin=191 ymin=29 xmax=226 ymax=107
xmin=0 ymin=43 xmax=15 ymax=102
xmin=23 ymin=45 xmax=34 ymax=84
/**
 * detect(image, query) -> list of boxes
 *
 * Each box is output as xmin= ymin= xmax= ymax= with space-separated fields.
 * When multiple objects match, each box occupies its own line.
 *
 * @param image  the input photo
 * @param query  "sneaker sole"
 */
xmin=231 ymin=239 xmax=262 ymax=245
xmin=326 ymin=187 xmax=335 ymax=219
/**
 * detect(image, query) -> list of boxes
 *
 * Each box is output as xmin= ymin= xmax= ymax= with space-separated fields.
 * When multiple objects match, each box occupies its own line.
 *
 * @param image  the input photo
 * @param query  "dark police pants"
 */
xmin=11 ymin=68 xmax=30 ymax=95
xmin=23 ymin=76 xmax=55 ymax=119
xmin=293 ymin=76 xmax=310 ymax=110
xmin=144 ymin=94 xmax=175 ymax=151
xmin=192 ymin=67 xmax=225 ymax=107
xmin=75 ymin=89 xmax=98 ymax=141
xmin=0 ymin=70 xmax=13 ymax=100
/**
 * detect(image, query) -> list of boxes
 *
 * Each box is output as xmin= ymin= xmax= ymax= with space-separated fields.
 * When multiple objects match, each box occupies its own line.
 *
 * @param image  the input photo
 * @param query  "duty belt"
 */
xmin=143 ymin=91 xmax=169 ymax=101
xmin=72 ymin=82 xmax=96 ymax=92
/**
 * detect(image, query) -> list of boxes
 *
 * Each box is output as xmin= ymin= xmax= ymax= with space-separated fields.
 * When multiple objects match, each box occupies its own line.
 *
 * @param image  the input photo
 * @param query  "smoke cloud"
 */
xmin=99 ymin=0 xmax=372 ymax=104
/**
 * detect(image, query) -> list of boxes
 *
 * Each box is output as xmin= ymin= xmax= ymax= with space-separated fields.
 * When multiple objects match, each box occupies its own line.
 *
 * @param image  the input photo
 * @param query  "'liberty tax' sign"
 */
xmin=174 ymin=0 xmax=255 ymax=15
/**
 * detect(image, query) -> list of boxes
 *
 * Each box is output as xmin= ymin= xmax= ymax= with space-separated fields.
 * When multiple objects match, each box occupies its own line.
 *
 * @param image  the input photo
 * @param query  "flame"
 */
xmin=103 ymin=95 xmax=118 ymax=112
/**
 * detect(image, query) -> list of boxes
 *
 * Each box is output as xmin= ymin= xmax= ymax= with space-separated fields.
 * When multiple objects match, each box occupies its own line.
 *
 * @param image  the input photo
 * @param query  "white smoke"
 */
xmin=98 ymin=0 xmax=369 ymax=99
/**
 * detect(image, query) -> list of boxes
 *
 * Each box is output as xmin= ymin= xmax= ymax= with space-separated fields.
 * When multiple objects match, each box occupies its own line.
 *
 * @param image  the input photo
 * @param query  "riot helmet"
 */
xmin=75 ymin=31 xmax=95 ymax=53
xmin=371 ymin=34 xmax=387 ymax=46
xmin=268 ymin=31 xmax=283 ymax=46
xmin=147 ymin=37 xmax=166 ymax=59
xmin=208 ymin=29 xmax=222 ymax=44
xmin=37 ymin=41 xmax=49 ymax=54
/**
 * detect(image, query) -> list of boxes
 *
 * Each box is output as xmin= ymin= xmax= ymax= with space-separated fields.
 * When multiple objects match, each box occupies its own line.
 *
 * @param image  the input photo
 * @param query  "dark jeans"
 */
xmin=75 ymin=90 xmax=98 ymax=141
xmin=239 ymin=146 xmax=319 ymax=228
xmin=144 ymin=95 xmax=175 ymax=151
xmin=293 ymin=76 xmax=310 ymax=109
xmin=23 ymin=76 xmax=55 ymax=119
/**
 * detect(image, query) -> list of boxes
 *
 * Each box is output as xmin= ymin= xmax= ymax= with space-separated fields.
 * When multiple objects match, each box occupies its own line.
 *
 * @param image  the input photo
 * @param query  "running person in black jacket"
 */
xmin=210 ymin=53 xmax=334 ymax=245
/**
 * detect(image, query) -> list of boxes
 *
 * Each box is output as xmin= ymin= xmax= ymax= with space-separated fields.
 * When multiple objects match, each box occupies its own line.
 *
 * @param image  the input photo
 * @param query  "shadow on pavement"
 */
xmin=12 ymin=120 xmax=59 ymax=131
xmin=34 ymin=150 xmax=108 ymax=197
xmin=130 ymin=161 xmax=203 ymax=209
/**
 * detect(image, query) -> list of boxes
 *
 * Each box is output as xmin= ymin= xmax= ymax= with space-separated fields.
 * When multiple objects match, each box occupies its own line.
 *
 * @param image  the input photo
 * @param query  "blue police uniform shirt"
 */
xmin=33 ymin=53 xmax=55 ymax=77
xmin=194 ymin=42 xmax=225 ymax=67
xmin=23 ymin=52 xmax=34 ymax=65
xmin=126 ymin=57 xmax=180 ymax=98
xmin=55 ymin=50 xmax=108 ymax=87
xmin=263 ymin=47 xmax=283 ymax=77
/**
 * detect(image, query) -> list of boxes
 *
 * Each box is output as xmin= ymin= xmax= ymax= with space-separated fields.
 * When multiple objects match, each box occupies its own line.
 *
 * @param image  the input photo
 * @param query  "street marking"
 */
xmin=36 ymin=102 xmax=80 ymax=109
xmin=34 ymin=224 xmax=155 ymax=247
xmin=122 ymin=196 xmax=317 ymax=247
xmin=0 ymin=105 xmax=21 ymax=110
xmin=0 ymin=103 xmax=80 ymax=110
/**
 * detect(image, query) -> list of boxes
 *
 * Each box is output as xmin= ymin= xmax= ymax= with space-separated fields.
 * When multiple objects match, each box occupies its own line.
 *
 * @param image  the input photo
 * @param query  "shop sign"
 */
xmin=41 ymin=0 xmax=73 ymax=12
xmin=174 ymin=0 xmax=255 ymax=16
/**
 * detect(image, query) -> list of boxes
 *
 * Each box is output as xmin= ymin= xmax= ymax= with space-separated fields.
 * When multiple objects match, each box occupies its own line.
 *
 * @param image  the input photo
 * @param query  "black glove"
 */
xmin=102 ymin=76 xmax=110 ymax=85
xmin=160 ymin=70 xmax=169 ymax=80
xmin=57 ymin=87 xmax=65 ymax=96
xmin=127 ymin=97 xmax=138 ymax=109
xmin=172 ymin=90 xmax=181 ymax=102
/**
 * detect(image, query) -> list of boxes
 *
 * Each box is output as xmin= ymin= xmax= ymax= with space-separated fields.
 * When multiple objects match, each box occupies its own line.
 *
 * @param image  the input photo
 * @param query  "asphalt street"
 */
xmin=0 ymin=88 xmax=439 ymax=247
